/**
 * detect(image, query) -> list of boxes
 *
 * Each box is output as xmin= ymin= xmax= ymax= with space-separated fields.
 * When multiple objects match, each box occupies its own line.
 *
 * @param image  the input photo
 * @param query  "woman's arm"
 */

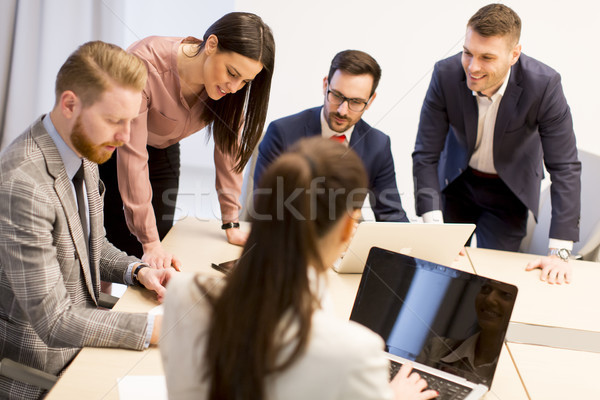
xmin=214 ymin=143 xmax=247 ymax=246
xmin=117 ymin=105 xmax=181 ymax=269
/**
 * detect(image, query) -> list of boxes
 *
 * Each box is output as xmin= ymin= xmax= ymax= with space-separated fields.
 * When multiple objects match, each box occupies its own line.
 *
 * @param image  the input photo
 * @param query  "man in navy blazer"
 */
xmin=413 ymin=4 xmax=580 ymax=284
xmin=255 ymin=50 xmax=408 ymax=222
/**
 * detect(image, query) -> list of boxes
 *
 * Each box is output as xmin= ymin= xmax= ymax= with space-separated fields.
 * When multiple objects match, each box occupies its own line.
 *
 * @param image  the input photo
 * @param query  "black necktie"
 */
xmin=72 ymin=164 xmax=89 ymax=249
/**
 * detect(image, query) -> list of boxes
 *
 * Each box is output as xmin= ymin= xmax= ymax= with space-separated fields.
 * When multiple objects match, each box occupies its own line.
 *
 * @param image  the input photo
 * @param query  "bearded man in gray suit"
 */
xmin=0 ymin=41 xmax=177 ymax=399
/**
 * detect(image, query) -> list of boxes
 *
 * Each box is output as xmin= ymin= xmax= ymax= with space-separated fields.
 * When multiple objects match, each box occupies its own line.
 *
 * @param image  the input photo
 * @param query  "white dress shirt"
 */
xmin=468 ymin=69 xmax=511 ymax=174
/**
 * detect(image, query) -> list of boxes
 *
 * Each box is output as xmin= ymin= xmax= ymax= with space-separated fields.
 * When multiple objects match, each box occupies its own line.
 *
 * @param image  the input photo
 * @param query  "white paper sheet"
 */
xmin=117 ymin=375 xmax=167 ymax=400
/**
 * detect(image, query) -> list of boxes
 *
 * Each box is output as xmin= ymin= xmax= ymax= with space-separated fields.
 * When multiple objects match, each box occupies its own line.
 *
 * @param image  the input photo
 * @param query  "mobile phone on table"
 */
xmin=211 ymin=259 xmax=238 ymax=275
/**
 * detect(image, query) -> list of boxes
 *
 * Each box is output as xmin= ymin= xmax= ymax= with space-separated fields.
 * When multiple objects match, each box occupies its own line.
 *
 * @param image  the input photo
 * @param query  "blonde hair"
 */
xmin=55 ymin=40 xmax=147 ymax=106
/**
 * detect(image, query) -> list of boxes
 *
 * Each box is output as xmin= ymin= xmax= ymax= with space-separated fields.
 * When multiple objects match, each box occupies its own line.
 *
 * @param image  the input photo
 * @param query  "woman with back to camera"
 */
xmin=160 ymin=137 xmax=438 ymax=400
xmin=99 ymin=12 xmax=275 ymax=269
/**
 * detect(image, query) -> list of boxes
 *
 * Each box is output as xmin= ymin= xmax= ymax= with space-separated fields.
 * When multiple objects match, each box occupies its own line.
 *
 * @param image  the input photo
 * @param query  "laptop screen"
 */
xmin=349 ymin=247 xmax=518 ymax=386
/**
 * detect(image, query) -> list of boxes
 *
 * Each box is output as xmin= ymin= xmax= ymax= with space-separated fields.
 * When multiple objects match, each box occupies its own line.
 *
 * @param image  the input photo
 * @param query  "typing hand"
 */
xmin=142 ymin=241 xmax=182 ymax=271
xmin=390 ymin=362 xmax=439 ymax=400
xmin=525 ymin=256 xmax=572 ymax=284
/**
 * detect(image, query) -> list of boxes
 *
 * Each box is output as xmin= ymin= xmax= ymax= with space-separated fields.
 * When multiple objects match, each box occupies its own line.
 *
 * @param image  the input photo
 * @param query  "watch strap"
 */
xmin=133 ymin=263 xmax=149 ymax=286
xmin=221 ymin=222 xmax=240 ymax=230
xmin=549 ymin=248 xmax=570 ymax=261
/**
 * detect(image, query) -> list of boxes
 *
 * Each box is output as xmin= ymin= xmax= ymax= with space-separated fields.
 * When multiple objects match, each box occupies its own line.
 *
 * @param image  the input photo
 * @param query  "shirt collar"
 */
xmin=472 ymin=68 xmax=511 ymax=101
xmin=43 ymin=114 xmax=83 ymax=180
xmin=440 ymin=332 xmax=498 ymax=370
xmin=320 ymin=107 xmax=355 ymax=143
xmin=440 ymin=332 xmax=480 ymax=366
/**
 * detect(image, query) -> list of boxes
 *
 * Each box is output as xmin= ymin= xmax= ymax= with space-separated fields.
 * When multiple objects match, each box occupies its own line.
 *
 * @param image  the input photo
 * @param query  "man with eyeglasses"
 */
xmin=254 ymin=50 xmax=409 ymax=222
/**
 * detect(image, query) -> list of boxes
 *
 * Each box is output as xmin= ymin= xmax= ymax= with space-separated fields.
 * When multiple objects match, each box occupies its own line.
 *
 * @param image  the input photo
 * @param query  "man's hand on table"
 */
xmin=525 ymin=256 xmax=572 ymax=285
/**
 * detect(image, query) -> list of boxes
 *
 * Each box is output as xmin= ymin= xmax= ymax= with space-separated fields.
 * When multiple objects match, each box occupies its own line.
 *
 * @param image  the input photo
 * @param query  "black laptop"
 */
xmin=350 ymin=247 xmax=518 ymax=400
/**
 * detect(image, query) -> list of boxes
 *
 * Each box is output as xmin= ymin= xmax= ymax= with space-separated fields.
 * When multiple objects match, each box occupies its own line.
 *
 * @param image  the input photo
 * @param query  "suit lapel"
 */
xmin=459 ymin=80 xmax=478 ymax=153
xmin=494 ymin=68 xmax=523 ymax=149
xmin=54 ymin=171 xmax=97 ymax=301
xmin=305 ymin=107 xmax=324 ymax=138
xmin=348 ymin=120 xmax=367 ymax=160
xmin=31 ymin=119 xmax=98 ymax=303
xmin=83 ymin=160 xmax=100 ymax=299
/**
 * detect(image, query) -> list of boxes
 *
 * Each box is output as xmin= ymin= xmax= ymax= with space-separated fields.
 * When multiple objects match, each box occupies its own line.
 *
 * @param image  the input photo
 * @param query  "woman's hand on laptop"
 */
xmin=390 ymin=362 xmax=439 ymax=400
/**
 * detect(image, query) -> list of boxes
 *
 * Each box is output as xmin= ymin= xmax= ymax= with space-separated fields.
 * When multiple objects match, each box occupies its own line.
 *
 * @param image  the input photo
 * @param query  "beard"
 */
xmin=325 ymin=111 xmax=354 ymax=133
xmin=70 ymin=115 xmax=123 ymax=164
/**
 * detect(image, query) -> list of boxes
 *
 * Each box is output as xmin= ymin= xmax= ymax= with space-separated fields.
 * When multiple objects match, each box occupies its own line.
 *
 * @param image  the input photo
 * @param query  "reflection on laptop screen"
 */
xmin=350 ymin=247 xmax=518 ymax=386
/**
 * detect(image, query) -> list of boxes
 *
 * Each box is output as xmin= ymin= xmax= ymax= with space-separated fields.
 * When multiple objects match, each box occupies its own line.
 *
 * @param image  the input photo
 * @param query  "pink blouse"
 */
xmin=118 ymin=36 xmax=242 ymax=245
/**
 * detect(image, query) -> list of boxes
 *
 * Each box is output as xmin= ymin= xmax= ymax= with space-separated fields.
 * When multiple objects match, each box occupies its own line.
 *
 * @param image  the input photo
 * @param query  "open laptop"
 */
xmin=350 ymin=247 xmax=518 ymax=399
xmin=333 ymin=222 xmax=475 ymax=273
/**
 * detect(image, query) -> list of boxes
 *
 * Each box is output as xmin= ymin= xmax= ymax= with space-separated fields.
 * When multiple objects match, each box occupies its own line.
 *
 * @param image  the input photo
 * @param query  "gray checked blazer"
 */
xmin=0 ymin=116 xmax=148 ymax=399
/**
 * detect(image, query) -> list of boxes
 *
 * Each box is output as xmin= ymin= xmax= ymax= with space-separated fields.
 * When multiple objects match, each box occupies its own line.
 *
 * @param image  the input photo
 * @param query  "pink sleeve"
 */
xmin=214 ymin=145 xmax=243 ymax=223
xmin=117 ymin=97 xmax=161 ymax=245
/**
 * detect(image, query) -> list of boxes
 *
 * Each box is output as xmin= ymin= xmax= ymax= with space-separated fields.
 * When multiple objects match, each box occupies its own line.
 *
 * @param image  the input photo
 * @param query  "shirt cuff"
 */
xmin=422 ymin=210 xmax=444 ymax=224
xmin=125 ymin=262 xmax=136 ymax=286
xmin=548 ymin=239 xmax=574 ymax=251
xmin=144 ymin=314 xmax=155 ymax=349
xmin=125 ymin=262 xmax=148 ymax=286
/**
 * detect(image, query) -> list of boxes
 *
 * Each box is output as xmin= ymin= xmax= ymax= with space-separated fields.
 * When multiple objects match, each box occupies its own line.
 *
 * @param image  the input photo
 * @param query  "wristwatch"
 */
xmin=221 ymin=222 xmax=240 ymax=230
xmin=132 ymin=263 xmax=149 ymax=285
xmin=549 ymin=248 xmax=571 ymax=262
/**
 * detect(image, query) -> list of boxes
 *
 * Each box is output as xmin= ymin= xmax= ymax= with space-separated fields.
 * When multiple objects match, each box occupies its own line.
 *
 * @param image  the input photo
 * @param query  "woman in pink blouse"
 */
xmin=99 ymin=12 xmax=275 ymax=268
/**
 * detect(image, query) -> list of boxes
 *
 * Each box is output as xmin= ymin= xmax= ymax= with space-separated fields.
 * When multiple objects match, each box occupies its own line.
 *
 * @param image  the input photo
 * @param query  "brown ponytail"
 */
xmin=200 ymin=137 xmax=368 ymax=400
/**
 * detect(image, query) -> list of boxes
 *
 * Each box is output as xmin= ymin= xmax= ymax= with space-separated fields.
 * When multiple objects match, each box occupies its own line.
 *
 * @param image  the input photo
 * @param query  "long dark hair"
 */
xmin=200 ymin=138 xmax=368 ymax=400
xmin=184 ymin=12 xmax=275 ymax=173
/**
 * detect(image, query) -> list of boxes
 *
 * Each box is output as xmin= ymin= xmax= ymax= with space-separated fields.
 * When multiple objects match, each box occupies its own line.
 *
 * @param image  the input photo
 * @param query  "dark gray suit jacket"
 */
xmin=413 ymin=53 xmax=580 ymax=241
xmin=255 ymin=107 xmax=408 ymax=222
xmin=0 ymin=117 xmax=148 ymax=399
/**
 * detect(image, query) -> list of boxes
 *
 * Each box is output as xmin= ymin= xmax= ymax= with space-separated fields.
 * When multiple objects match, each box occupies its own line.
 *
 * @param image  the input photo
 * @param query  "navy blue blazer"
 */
xmin=412 ymin=53 xmax=580 ymax=241
xmin=255 ymin=107 xmax=409 ymax=222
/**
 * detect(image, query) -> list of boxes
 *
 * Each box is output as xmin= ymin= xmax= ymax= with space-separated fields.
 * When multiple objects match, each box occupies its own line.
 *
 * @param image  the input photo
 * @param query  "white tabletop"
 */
xmin=466 ymin=247 xmax=600 ymax=332
xmin=507 ymin=342 xmax=600 ymax=399
xmin=48 ymin=220 xmax=582 ymax=399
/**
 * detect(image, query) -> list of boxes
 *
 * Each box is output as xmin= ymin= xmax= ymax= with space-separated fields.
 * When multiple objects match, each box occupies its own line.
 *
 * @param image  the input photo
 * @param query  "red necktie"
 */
xmin=330 ymin=134 xmax=346 ymax=143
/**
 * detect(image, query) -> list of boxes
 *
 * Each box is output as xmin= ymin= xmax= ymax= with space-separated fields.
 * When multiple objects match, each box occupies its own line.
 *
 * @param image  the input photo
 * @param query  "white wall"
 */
xmin=2 ymin=1 xmax=598 ymax=220
xmin=120 ymin=0 xmax=235 ymax=179
xmin=235 ymin=0 xmax=600 ymax=219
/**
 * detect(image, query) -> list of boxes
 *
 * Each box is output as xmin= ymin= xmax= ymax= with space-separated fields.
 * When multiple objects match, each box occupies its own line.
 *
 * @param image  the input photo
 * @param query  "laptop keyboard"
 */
xmin=389 ymin=361 xmax=472 ymax=400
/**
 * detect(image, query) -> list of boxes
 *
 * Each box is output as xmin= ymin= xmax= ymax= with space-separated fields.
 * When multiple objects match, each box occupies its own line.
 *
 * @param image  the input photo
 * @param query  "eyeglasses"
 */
xmin=326 ymin=86 xmax=370 ymax=112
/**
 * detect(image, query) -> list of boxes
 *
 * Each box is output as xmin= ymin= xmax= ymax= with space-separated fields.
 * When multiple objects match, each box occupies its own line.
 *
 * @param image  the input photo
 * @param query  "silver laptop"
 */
xmin=350 ymin=247 xmax=518 ymax=399
xmin=333 ymin=222 xmax=475 ymax=273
